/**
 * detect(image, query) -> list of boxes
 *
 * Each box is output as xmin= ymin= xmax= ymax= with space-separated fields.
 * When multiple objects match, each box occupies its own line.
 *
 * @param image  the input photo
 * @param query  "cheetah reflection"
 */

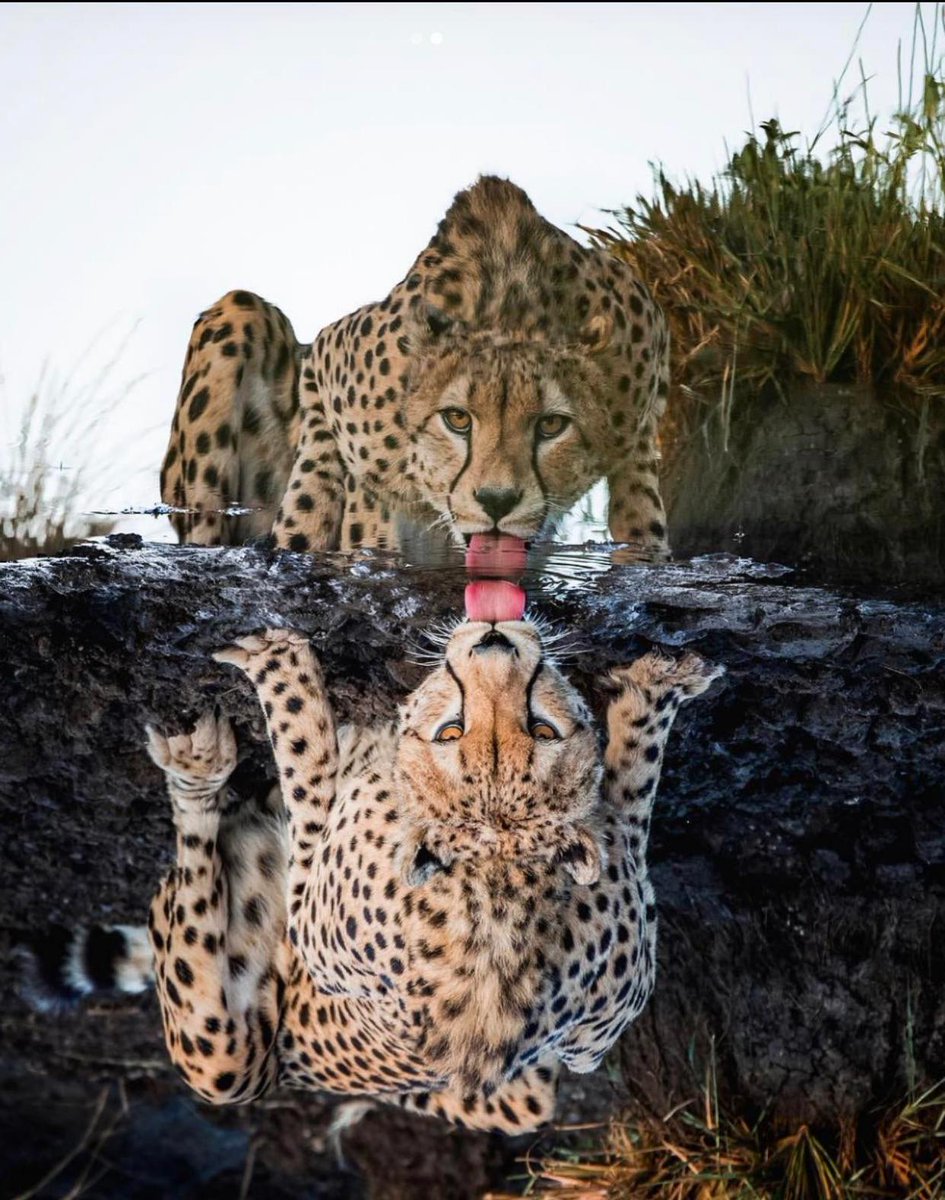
xmin=145 ymin=621 xmax=721 ymax=1133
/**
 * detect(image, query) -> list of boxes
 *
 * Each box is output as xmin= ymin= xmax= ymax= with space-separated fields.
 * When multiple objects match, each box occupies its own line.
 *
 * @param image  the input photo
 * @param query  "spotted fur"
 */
xmin=161 ymin=176 xmax=671 ymax=553
xmin=139 ymin=626 xmax=720 ymax=1133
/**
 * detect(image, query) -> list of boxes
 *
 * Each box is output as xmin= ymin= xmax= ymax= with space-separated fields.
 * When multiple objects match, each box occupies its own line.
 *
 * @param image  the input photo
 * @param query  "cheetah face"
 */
xmin=402 ymin=332 xmax=611 ymax=541
xmin=394 ymin=619 xmax=603 ymax=884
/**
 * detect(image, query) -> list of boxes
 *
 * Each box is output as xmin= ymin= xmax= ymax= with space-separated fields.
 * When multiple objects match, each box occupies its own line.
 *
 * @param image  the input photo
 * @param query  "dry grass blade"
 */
xmin=0 ymin=327 xmax=151 ymax=561
xmin=12 ymin=1086 xmax=116 ymax=1200
xmin=498 ymin=1078 xmax=945 ymax=1200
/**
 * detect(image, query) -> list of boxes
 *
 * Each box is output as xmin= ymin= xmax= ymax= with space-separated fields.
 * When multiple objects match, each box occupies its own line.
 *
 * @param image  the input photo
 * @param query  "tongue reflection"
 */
xmin=464 ymin=534 xmax=528 ymax=578
xmin=465 ymin=580 xmax=526 ymax=623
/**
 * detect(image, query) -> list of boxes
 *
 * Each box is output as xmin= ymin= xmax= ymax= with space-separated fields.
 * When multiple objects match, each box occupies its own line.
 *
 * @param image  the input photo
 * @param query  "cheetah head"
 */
xmin=394 ymin=617 xmax=604 ymax=885
xmin=400 ymin=314 xmax=615 ymax=541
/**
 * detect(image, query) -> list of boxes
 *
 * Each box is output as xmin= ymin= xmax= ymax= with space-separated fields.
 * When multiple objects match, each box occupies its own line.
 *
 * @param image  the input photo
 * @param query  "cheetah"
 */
xmin=161 ymin=176 xmax=671 ymax=555
xmin=34 ymin=623 xmax=720 ymax=1134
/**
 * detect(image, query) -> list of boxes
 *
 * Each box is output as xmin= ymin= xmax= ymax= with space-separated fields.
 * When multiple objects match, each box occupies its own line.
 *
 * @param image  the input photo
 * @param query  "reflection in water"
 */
xmin=28 ymin=584 xmax=721 ymax=1136
xmin=152 ymin=615 xmax=718 ymax=1132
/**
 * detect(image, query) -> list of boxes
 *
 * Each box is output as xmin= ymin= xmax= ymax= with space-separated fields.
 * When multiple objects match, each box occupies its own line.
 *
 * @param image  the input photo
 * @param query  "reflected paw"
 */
xmin=212 ymin=628 xmax=310 ymax=672
xmin=145 ymin=709 xmax=237 ymax=789
xmin=610 ymin=650 xmax=724 ymax=702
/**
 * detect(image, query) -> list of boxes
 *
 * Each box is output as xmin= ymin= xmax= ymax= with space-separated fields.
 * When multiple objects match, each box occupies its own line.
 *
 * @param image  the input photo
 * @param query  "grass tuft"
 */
xmin=487 ymin=1077 xmax=945 ymax=1200
xmin=586 ymin=4 xmax=945 ymax=444
xmin=0 ymin=330 xmax=149 ymax=561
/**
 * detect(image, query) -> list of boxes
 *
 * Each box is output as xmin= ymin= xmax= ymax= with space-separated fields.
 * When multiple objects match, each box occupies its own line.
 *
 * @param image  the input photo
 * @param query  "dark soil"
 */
xmin=1 ymin=539 xmax=943 ymax=1197
xmin=664 ymin=383 xmax=945 ymax=591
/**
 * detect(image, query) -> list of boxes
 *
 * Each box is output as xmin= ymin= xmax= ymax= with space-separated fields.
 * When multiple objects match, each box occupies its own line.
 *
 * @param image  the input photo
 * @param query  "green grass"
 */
xmin=587 ymin=4 xmax=945 ymax=434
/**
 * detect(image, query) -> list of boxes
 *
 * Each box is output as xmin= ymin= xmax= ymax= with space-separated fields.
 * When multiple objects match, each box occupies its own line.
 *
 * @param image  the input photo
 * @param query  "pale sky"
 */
xmin=0 ymin=1 xmax=936 ymax=537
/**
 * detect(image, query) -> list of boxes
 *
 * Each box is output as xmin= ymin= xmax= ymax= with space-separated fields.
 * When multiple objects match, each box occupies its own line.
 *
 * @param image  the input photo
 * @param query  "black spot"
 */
xmin=254 ymin=467 xmax=273 ymax=500
xmin=214 ymin=1071 xmax=236 ymax=1091
xmin=174 ymin=958 xmax=194 ymax=986
xmin=188 ymin=387 xmax=210 ymax=422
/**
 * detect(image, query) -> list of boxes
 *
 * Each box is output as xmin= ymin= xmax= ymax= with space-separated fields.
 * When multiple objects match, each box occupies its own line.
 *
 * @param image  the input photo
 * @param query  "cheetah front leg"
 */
xmin=606 ymin=417 xmax=671 ymax=562
xmin=602 ymin=650 xmax=723 ymax=852
xmin=271 ymin=391 xmax=346 ymax=552
xmin=146 ymin=712 xmax=287 ymax=1105
xmin=212 ymin=630 xmax=338 ymax=978
xmin=557 ymin=650 xmax=722 ymax=1074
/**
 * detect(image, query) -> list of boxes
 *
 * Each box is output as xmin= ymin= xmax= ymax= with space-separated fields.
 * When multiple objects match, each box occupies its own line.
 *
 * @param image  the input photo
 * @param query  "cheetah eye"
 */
xmin=530 ymin=720 xmax=560 ymax=741
xmin=536 ymin=414 xmax=570 ymax=440
xmin=434 ymin=720 xmax=464 ymax=743
xmin=441 ymin=408 xmax=472 ymax=436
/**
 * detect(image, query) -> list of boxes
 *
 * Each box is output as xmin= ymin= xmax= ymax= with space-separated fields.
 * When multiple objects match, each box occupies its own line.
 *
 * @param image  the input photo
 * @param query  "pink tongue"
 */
xmin=465 ymin=534 xmax=528 ymax=577
xmin=465 ymin=580 xmax=526 ymax=623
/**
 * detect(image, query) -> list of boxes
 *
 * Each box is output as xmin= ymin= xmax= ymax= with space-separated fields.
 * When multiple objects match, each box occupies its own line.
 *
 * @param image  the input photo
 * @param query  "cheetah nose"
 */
xmin=474 ymin=487 xmax=522 ymax=524
xmin=474 ymin=629 xmax=516 ymax=653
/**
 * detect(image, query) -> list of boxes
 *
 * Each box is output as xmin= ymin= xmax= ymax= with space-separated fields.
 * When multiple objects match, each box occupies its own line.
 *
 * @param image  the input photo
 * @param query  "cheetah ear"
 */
xmin=578 ymin=312 xmax=614 ymax=355
xmin=425 ymin=304 xmax=455 ymax=338
xmin=556 ymin=825 xmax=602 ymax=886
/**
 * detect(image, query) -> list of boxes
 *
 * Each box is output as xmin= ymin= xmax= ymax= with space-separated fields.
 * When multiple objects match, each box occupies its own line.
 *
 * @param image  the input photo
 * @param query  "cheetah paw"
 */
xmin=609 ymin=650 xmax=724 ymax=702
xmin=212 ymin=628 xmax=311 ymax=672
xmin=145 ymin=709 xmax=237 ymax=788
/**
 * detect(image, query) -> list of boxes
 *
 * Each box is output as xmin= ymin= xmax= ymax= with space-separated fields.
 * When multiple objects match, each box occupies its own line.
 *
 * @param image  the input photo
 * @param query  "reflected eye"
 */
xmin=434 ymin=721 xmax=464 ymax=743
xmin=530 ymin=720 xmax=560 ymax=741
xmin=441 ymin=408 xmax=472 ymax=435
xmin=536 ymin=414 xmax=570 ymax=440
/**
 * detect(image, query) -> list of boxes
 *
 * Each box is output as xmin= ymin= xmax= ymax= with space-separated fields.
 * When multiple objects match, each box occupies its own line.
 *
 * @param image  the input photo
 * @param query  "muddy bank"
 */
xmin=663 ymin=383 xmax=945 ymax=589
xmin=0 ymin=540 xmax=943 ymax=1196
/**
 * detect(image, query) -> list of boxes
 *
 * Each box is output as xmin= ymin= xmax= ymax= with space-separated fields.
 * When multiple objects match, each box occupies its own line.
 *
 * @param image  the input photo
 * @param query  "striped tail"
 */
xmin=16 ymin=923 xmax=154 ymax=1012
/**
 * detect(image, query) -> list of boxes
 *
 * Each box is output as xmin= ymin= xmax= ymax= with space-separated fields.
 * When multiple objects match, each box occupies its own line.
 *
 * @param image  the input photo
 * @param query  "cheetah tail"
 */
xmin=15 ymin=923 xmax=154 ymax=1013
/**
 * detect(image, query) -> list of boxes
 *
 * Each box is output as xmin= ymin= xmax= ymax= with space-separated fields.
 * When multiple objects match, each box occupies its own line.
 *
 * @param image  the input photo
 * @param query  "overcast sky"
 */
xmin=0 ymin=2 xmax=936 ymax=532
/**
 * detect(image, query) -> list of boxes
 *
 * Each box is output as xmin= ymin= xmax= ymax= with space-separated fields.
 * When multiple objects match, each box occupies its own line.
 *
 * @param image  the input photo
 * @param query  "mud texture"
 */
xmin=1 ymin=539 xmax=943 ymax=1197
